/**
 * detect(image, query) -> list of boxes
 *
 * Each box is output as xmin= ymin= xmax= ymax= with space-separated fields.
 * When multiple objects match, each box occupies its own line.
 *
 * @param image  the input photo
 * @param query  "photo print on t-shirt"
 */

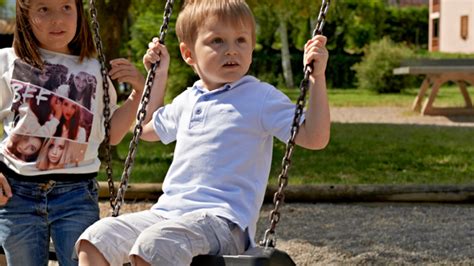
xmin=6 ymin=59 xmax=93 ymax=169
xmin=12 ymin=59 xmax=97 ymax=111
xmin=4 ymin=133 xmax=87 ymax=170
xmin=10 ymin=81 xmax=93 ymax=142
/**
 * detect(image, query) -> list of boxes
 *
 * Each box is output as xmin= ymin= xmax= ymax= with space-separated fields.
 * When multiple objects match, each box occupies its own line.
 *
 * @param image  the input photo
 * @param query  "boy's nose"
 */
xmin=225 ymin=45 xmax=238 ymax=56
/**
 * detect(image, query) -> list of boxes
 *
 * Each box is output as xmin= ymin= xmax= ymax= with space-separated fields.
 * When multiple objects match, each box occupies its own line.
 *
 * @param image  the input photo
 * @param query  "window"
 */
xmin=432 ymin=18 xmax=439 ymax=38
xmin=461 ymin=15 xmax=468 ymax=40
xmin=431 ymin=18 xmax=439 ymax=51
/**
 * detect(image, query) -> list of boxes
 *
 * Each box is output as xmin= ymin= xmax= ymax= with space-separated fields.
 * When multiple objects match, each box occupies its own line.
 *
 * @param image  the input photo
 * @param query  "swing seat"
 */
xmin=0 ymin=244 xmax=296 ymax=266
xmin=192 ymin=246 xmax=296 ymax=266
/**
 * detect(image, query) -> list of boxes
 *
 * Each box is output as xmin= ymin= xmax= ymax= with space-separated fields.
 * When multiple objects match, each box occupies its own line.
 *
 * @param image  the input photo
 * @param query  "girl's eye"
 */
xmin=38 ymin=7 xmax=48 ymax=14
xmin=63 ymin=5 xmax=72 ymax=11
xmin=28 ymin=145 xmax=38 ymax=153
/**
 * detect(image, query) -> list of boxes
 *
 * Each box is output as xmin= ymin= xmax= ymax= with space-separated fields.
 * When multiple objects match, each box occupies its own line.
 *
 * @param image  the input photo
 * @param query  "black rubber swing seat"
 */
xmin=0 ymin=245 xmax=296 ymax=266
xmin=191 ymin=246 xmax=296 ymax=266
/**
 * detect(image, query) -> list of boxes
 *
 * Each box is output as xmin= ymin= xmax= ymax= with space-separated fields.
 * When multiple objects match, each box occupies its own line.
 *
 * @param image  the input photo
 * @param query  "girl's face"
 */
xmin=28 ymin=0 xmax=78 ymax=54
xmin=62 ymin=99 xmax=77 ymax=121
xmin=17 ymin=137 xmax=42 ymax=157
xmin=47 ymin=139 xmax=66 ymax=165
xmin=74 ymin=72 xmax=88 ymax=93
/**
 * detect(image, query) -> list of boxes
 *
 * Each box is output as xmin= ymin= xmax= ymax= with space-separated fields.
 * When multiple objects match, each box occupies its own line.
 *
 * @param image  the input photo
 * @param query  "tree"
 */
xmin=128 ymin=0 xmax=194 ymax=101
xmin=249 ymin=0 xmax=326 ymax=88
xmin=90 ymin=0 xmax=132 ymax=66
xmin=87 ymin=0 xmax=132 ymax=162
xmin=249 ymin=0 xmax=302 ymax=88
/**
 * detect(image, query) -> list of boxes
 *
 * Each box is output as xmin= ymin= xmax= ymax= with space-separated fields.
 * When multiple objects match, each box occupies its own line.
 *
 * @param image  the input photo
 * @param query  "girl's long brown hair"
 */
xmin=13 ymin=0 xmax=97 ymax=69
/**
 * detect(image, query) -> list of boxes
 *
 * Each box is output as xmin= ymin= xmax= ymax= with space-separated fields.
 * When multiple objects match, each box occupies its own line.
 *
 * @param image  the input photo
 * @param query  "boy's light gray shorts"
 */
xmin=75 ymin=210 xmax=248 ymax=266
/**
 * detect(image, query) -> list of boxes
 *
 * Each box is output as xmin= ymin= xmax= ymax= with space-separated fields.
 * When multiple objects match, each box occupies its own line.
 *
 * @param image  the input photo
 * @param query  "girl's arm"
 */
xmin=107 ymin=59 xmax=145 ymax=145
xmin=295 ymin=35 xmax=331 ymax=150
xmin=108 ymin=38 xmax=169 ymax=144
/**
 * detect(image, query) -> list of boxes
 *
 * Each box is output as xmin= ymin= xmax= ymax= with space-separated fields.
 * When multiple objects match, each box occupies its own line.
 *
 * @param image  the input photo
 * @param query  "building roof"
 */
xmin=0 ymin=19 xmax=14 ymax=34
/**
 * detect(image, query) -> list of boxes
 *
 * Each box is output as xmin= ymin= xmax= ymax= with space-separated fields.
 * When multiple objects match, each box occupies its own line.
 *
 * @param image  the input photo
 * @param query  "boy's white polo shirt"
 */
xmin=151 ymin=75 xmax=304 ymax=245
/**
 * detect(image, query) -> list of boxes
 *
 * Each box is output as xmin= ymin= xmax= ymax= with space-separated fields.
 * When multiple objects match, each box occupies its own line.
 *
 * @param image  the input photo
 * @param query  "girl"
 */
xmin=36 ymin=138 xmax=85 ymax=170
xmin=14 ymin=89 xmax=63 ymax=137
xmin=4 ymin=134 xmax=44 ymax=163
xmin=54 ymin=97 xmax=87 ymax=142
xmin=36 ymin=138 xmax=67 ymax=170
xmin=0 ymin=0 xmax=146 ymax=265
xmin=68 ymin=71 xmax=96 ymax=110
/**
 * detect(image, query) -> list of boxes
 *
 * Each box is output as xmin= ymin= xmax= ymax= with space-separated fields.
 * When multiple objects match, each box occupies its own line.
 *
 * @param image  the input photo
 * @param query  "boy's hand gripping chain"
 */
xmin=89 ymin=0 xmax=175 ymax=217
xmin=260 ymin=0 xmax=330 ymax=248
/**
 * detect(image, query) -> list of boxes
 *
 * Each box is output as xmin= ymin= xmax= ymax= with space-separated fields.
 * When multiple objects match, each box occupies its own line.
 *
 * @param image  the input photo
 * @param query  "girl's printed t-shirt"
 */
xmin=0 ymin=48 xmax=118 ymax=177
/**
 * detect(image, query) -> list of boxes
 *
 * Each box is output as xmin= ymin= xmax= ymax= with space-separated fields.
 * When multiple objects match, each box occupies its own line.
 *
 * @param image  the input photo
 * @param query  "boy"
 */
xmin=76 ymin=0 xmax=330 ymax=265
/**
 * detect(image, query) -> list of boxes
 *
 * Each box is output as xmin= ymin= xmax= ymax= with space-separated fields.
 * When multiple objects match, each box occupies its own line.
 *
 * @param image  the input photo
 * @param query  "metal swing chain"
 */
xmin=89 ymin=0 xmax=114 ymax=209
xmin=260 ymin=0 xmax=330 ymax=248
xmin=111 ymin=0 xmax=175 ymax=217
xmin=89 ymin=0 xmax=174 ymax=216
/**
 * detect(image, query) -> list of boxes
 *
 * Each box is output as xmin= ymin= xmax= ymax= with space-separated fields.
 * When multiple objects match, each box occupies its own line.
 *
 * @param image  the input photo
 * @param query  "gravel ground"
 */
xmin=100 ymin=201 xmax=474 ymax=265
xmin=331 ymin=106 xmax=474 ymax=127
xmin=95 ymin=107 xmax=474 ymax=265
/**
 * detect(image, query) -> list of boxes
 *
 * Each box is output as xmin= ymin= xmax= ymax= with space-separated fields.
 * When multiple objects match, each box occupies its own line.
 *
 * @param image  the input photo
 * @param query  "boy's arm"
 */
xmin=108 ymin=38 xmax=169 ymax=145
xmin=140 ymin=38 xmax=170 ymax=142
xmin=141 ymin=120 xmax=160 ymax=142
xmin=295 ymin=35 xmax=331 ymax=150
xmin=141 ymin=38 xmax=169 ymax=125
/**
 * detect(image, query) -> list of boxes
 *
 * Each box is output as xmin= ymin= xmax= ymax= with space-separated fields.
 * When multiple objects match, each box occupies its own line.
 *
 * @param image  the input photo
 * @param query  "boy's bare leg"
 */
xmin=131 ymin=255 xmax=151 ymax=266
xmin=77 ymin=240 xmax=109 ymax=266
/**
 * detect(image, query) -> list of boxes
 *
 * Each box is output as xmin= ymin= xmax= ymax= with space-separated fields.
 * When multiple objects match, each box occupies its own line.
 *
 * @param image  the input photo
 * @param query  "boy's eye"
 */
xmin=211 ymin=38 xmax=223 ymax=44
xmin=237 ymin=37 xmax=247 ymax=43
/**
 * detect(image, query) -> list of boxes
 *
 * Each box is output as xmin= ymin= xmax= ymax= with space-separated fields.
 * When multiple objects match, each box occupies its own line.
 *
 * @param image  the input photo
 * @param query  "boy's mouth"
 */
xmin=223 ymin=61 xmax=239 ymax=67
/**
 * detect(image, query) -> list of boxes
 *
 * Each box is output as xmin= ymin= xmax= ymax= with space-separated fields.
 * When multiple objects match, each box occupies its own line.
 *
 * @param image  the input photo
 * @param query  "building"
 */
xmin=429 ymin=0 xmax=474 ymax=53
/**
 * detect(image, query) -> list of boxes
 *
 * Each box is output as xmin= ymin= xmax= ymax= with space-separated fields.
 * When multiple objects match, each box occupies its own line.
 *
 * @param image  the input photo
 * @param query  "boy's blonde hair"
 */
xmin=176 ymin=0 xmax=256 ymax=47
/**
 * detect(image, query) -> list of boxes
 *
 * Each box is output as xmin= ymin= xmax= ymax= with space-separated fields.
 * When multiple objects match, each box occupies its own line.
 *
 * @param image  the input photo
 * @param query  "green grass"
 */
xmin=2 ymin=86 xmax=472 ymax=185
xmin=102 ymin=123 xmax=474 ymax=185
xmin=101 ymin=85 xmax=474 ymax=185
xmin=271 ymin=123 xmax=474 ymax=185
xmin=284 ymin=85 xmax=471 ymax=107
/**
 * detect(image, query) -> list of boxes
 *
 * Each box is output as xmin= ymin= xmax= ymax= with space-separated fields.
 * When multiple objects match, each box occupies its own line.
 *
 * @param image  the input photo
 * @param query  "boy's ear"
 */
xmin=179 ymin=42 xmax=194 ymax=65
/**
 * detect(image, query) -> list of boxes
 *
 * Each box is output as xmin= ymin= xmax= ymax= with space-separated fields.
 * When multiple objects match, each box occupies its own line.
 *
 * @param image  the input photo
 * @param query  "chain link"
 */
xmin=89 ymin=0 xmax=174 ymax=216
xmin=111 ymin=0 xmax=175 ymax=217
xmin=89 ymin=0 xmax=115 ymax=209
xmin=260 ymin=0 xmax=331 ymax=248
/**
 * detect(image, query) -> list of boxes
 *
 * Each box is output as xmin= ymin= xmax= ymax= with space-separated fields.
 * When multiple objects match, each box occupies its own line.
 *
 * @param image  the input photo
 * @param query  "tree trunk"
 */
xmin=95 ymin=0 xmax=132 ymax=65
xmin=92 ymin=1 xmax=132 ymax=165
xmin=279 ymin=19 xmax=294 ymax=88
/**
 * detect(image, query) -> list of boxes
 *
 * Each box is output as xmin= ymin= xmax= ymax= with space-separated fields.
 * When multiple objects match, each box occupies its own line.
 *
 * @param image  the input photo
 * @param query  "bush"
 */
xmin=353 ymin=37 xmax=416 ymax=93
xmin=327 ymin=52 xmax=362 ymax=88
